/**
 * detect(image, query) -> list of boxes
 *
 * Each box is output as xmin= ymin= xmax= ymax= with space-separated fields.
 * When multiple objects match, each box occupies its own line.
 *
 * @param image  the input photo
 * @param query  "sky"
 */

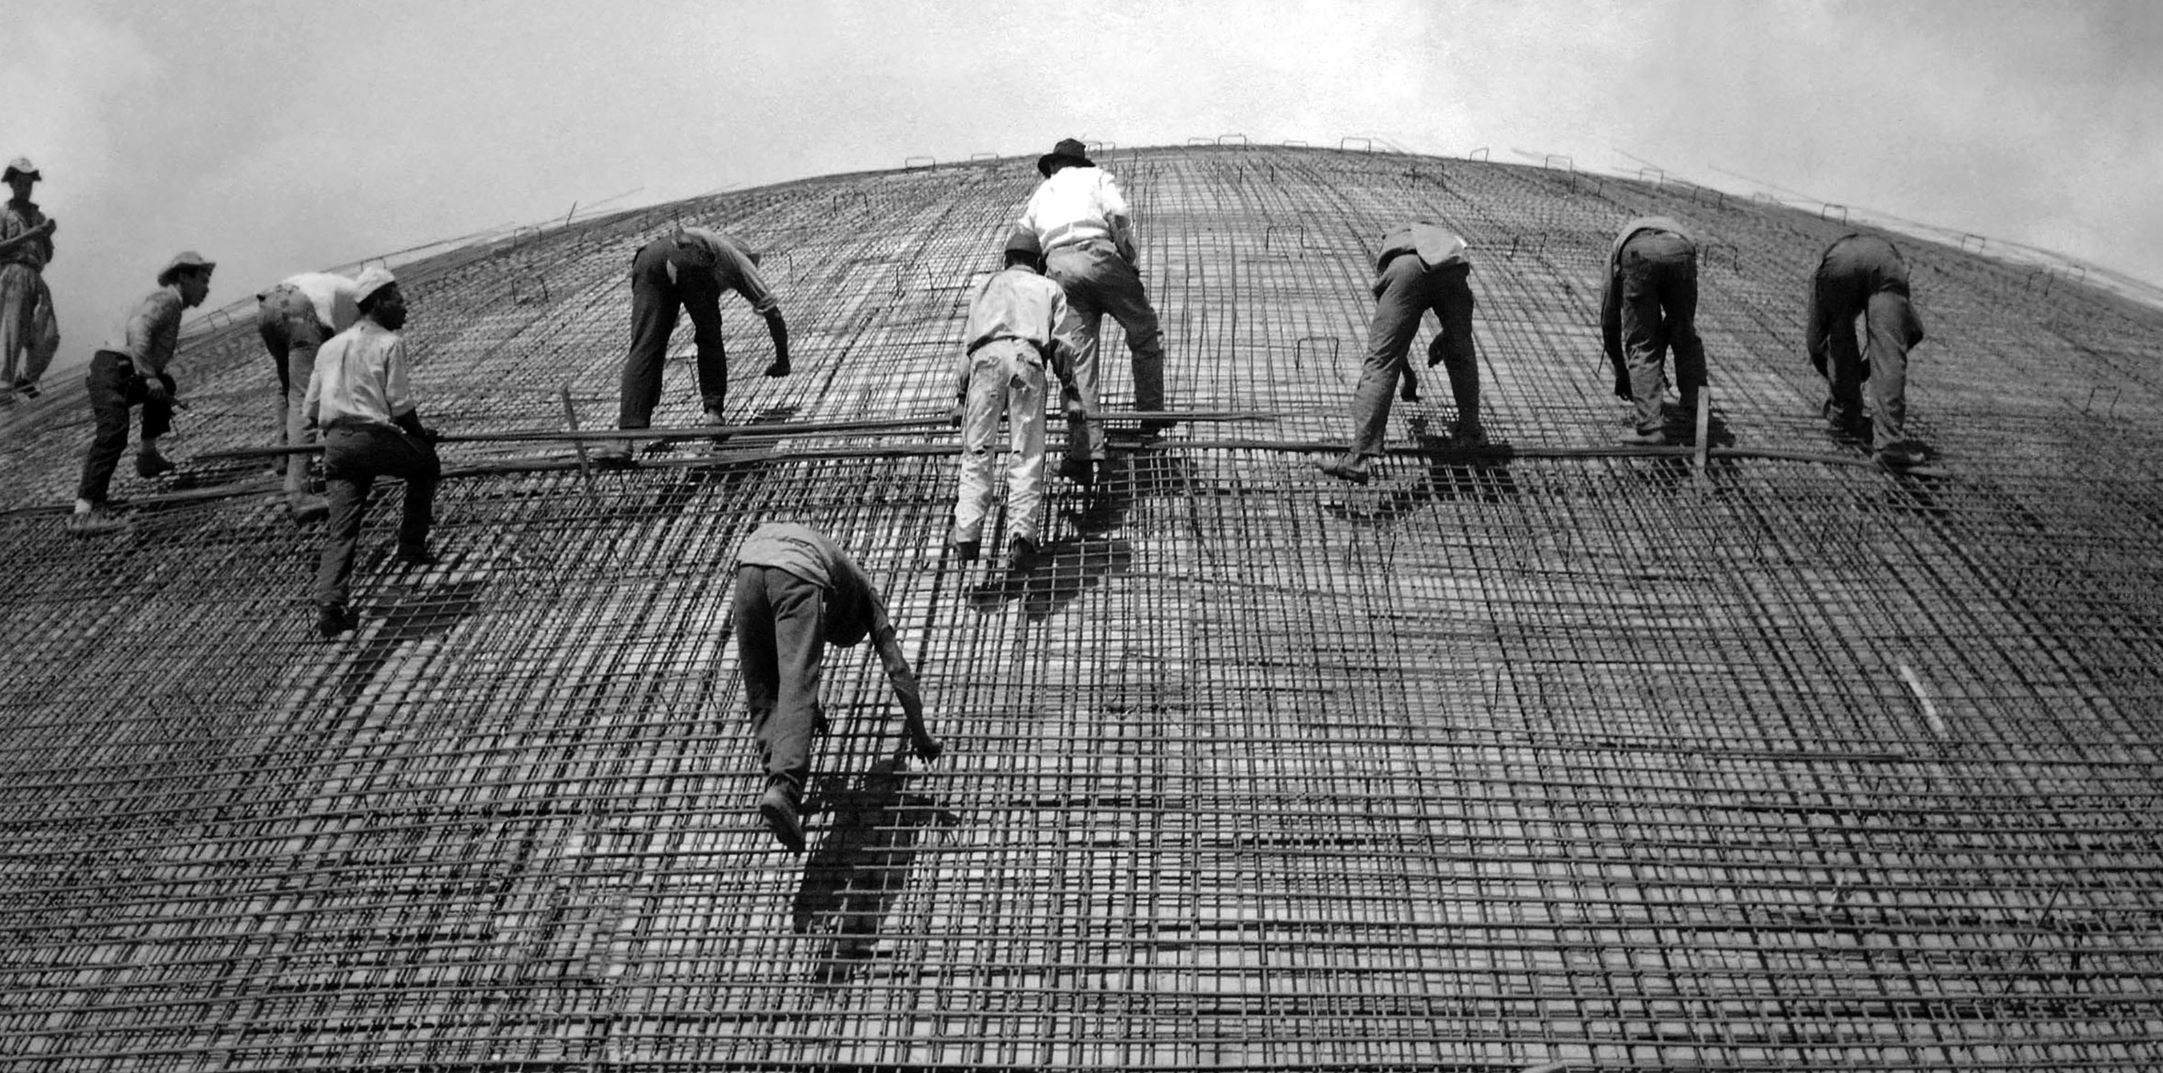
xmin=7 ymin=0 xmax=2160 ymax=376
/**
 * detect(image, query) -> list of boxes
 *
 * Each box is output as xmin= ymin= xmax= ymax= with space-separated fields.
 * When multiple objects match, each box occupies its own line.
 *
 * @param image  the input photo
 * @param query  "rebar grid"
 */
xmin=2 ymin=146 xmax=2161 ymax=1071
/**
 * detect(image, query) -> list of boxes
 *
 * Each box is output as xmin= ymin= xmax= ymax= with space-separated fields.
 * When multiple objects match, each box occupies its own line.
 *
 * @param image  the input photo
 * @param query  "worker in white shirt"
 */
xmin=256 ymin=271 xmax=359 ymax=521
xmin=1015 ymin=138 xmax=1168 ymax=489
xmin=304 ymin=267 xmax=441 ymax=639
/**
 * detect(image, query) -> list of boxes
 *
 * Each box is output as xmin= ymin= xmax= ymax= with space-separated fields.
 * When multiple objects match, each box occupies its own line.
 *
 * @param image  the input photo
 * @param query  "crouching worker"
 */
xmin=732 ymin=523 xmax=942 ymax=852
xmin=307 ymin=267 xmax=440 ymax=639
xmin=69 ymin=251 xmax=215 ymax=535
xmin=951 ymin=230 xmax=1082 ymax=576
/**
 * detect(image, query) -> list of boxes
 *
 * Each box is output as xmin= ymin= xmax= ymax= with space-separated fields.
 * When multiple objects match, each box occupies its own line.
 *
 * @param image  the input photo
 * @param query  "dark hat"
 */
xmin=4 ymin=157 xmax=39 ymax=182
xmin=1036 ymin=138 xmax=1094 ymax=178
xmin=156 ymin=250 xmax=216 ymax=286
xmin=1003 ymin=228 xmax=1042 ymax=259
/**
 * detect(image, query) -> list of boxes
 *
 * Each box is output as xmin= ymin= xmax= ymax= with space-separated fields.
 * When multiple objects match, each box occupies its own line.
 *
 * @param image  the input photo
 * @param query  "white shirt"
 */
xmin=281 ymin=272 xmax=361 ymax=333
xmin=305 ymin=320 xmax=415 ymax=429
xmin=1018 ymin=166 xmax=1131 ymax=253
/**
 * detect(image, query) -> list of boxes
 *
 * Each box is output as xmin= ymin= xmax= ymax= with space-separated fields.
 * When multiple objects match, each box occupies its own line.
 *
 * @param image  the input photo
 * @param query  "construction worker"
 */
xmin=1 ymin=157 xmax=60 ymax=402
xmin=1320 ymin=221 xmax=1482 ymax=484
xmin=306 ymin=267 xmax=441 ymax=639
xmin=256 ymin=271 xmax=360 ymax=522
xmin=1601 ymin=216 xmax=1707 ymax=445
xmin=594 ymin=226 xmax=789 ymax=465
xmin=950 ymin=230 xmax=1083 ymax=575
xmin=1807 ymin=233 xmax=1927 ymax=466
xmin=69 ymin=251 xmax=214 ymax=535
xmin=1015 ymin=137 xmax=1167 ymax=489
xmin=732 ymin=522 xmax=941 ymax=852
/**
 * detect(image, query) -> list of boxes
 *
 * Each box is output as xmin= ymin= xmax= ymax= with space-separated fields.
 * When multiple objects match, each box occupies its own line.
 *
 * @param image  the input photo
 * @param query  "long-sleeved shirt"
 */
xmin=274 ymin=272 xmax=361 ymax=333
xmin=960 ymin=265 xmax=1082 ymax=376
xmin=1601 ymin=216 xmax=1697 ymax=362
xmin=672 ymin=228 xmax=779 ymax=315
xmin=1371 ymin=222 xmax=1470 ymax=297
xmin=305 ymin=320 xmax=416 ymax=430
xmin=1018 ymin=166 xmax=1132 ymax=254
xmin=100 ymin=287 xmax=186 ymax=377
xmin=735 ymin=523 xmax=891 ymax=648
xmin=0 ymin=198 xmax=53 ymax=270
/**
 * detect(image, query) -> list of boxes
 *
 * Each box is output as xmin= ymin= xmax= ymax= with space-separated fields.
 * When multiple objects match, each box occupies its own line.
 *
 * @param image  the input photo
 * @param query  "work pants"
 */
xmin=256 ymin=284 xmax=332 ymax=497
xmin=620 ymin=239 xmax=727 ymax=429
xmin=76 ymin=351 xmax=175 ymax=504
xmin=313 ymin=424 xmax=440 ymax=608
xmin=953 ymin=339 xmax=1049 ymax=545
xmin=1346 ymin=256 xmax=1477 ymax=457
xmin=1044 ymin=239 xmax=1165 ymax=462
xmin=1807 ymin=237 xmax=1925 ymax=450
xmin=1 ymin=264 xmax=58 ymax=389
xmin=1617 ymin=232 xmax=1706 ymax=433
xmin=732 ymin=565 xmax=827 ymax=792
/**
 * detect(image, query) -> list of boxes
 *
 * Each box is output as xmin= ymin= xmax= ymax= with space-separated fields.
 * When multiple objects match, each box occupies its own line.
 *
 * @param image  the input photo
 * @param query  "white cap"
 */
xmin=353 ymin=265 xmax=397 ymax=306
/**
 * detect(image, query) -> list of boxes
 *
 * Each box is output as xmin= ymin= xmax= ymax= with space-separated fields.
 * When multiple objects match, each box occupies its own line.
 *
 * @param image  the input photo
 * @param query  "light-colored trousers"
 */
xmin=952 ymin=339 xmax=1049 ymax=545
xmin=255 ymin=284 xmax=332 ymax=497
xmin=0 ymin=264 xmax=59 ymax=388
xmin=1044 ymin=239 xmax=1165 ymax=462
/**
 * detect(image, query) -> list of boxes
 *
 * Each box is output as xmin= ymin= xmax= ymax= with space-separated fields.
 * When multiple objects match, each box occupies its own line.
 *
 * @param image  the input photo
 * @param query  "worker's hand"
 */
xmin=420 ymin=426 xmax=443 ymax=444
xmin=948 ymin=402 xmax=964 ymax=428
xmin=142 ymin=378 xmax=171 ymax=405
xmin=764 ymin=358 xmax=790 ymax=378
xmin=1425 ymin=336 xmax=1448 ymax=368
xmin=34 ymin=219 xmax=54 ymax=237
xmin=910 ymin=730 xmax=944 ymax=761
xmin=1612 ymin=371 xmax=1632 ymax=400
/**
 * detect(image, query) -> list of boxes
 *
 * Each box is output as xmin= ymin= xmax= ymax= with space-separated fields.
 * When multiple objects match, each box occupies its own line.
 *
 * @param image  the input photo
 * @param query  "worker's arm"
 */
xmin=129 ymin=292 xmax=184 ymax=400
xmin=1599 ymin=264 xmax=1629 ymax=398
xmin=762 ymin=309 xmax=790 ymax=377
xmin=866 ymin=593 xmax=940 ymax=760
xmin=0 ymin=218 xmax=54 ymax=258
xmin=1109 ymin=212 xmax=1139 ymax=267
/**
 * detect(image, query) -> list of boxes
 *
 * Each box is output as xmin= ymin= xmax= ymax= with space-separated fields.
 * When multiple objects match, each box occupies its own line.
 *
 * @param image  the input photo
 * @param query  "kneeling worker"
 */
xmin=306 ymin=267 xmax=441 ymax=638
xmin=732 ymin=523 xmax=941 ymax=852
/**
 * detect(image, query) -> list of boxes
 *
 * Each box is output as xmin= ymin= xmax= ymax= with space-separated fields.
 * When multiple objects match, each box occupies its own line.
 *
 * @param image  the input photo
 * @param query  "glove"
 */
xmin=420 ymin=426 xmax=442 ymax=444
xmin=1613 ymin=371 xmax=1632 ymax=400
xmin=142 ymin=378 xmax=171 ymax=405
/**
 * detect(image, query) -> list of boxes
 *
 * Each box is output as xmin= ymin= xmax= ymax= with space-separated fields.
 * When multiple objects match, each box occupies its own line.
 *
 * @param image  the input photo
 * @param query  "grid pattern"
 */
xmin=1 ymin=145 xmax=2160 ymax=1071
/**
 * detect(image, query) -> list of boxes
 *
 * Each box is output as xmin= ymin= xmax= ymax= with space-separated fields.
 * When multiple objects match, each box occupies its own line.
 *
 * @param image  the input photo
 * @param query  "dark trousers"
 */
xmin=732 ymin=565 xmax=826 ymax=791
xmin=77 ymin=350 xmax=174 ymax=504
xmin=1618 ymin=232 xmax=1706 ymax=432
xmin=621 ymin=239 xmax=727 ymax=429
xmin=313 ymin=425 xmax=440 ymax=607
xmin=1347 ymin=257 xmax=1477 ymax=456
xmin=1807 ymin=237 xmax=1925 ymax=449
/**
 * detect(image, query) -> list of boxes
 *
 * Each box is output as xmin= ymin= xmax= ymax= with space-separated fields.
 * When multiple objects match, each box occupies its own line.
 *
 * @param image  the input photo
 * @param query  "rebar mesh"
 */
xmin=2 ymin=145 xmax=2160 ymax=1071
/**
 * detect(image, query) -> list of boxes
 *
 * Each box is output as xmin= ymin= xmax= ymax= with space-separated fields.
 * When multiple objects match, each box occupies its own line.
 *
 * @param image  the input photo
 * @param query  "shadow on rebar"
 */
xmin=968 ymin=537 xmax=1133 ymax=621
xmin=1329 ymin=422 xmax=1521 ymax=524
xmin=337 ymin=576 xmax=488 ymax=704
xmin=792 ymin=754 xmax=959 ymax=982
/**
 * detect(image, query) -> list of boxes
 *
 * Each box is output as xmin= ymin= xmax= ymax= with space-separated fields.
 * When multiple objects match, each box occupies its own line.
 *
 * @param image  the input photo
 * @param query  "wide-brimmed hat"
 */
xmin=353 ymin=265 xmax=398 ymax=306
xmin=3 ymin=157 xmax=38 ymax=182
xmin=1036 ymin=138 xmax=1094 ymax=178
xmin=156 ymin=250 xmax=216 ymax=286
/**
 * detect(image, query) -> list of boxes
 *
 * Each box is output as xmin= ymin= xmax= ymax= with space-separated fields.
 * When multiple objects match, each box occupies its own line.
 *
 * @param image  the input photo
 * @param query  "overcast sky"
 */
xmin=7 ymin=0 xmax=2159 ymax=375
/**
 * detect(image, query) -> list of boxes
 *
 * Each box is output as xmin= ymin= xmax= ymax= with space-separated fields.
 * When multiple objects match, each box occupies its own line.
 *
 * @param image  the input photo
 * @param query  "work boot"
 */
xmin=1318 ymin=455 xmax=1371 ymax=485
xmin=1007 ymin=535 xmax=1039 ymax=576
xmin=135 ymin=444 xmax=176 ymax=478
xmin=1449 ymin=419 xmax=1487 ymax=447
xmin=288 ymin=494 xmax=330 ymax=525
xmin=13 ymin=378 xmax=38 ymax=399
xmin=1617 ymin=427 xmax=1667 ymax=446
xmin=65 ymin=506 xmax=125 ymax=537
xmin=951 ymin=535 xmax=981 ymax=563
xmin=590 ymin=439 xmax=634 ymax=467
xmin=1876 ymin=443 xmax=1928 ymax=468
xmin=1059 ymin=456 xmax=1095 ymax=489
xmin=759 ymin=779 xmax=806 ymax=853
xmin=703 ymin=409 xmax=733 ymax=444
xmin=316 ymin=603 xmax=358 ymax=639
xmin=396 ymin=541 xmax=438 ymax=567
xmin=764 ymin=358 xmax=791 ymax=378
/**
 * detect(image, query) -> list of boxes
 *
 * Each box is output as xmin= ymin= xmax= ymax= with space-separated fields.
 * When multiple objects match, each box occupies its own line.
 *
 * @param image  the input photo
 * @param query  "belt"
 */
xmin=966 ymin=334 xmax=1045 ymax=358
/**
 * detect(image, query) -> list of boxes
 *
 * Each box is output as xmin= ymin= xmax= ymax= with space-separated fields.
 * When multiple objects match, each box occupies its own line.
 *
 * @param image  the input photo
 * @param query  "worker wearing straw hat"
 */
xmin=68 ymin=250 xmax=215 ymax=535
xmin=1602 ymin=215 xmax=1707 ymax=446
xmin=306 ymin=266 xmax=442 ymax=639
xmin=256 ymin=271 xmax=360 ymax=523
xmin=1807 ymin=232 xmax=1927 ymax=467
xmin=949 ymin=229 xmax=1083 ymax=576
xmin=593 ymin=226 xmax=790 ymax=465
xmin=1015 ymin=137 xmax=1169 ymax=489
xmin=1 ymin=157 xmax=60 ymax=403
xmin=1320 ymin=221 xmax=1482 ymax=485
xmin=732 ymin=522 xmax=941 ymax=853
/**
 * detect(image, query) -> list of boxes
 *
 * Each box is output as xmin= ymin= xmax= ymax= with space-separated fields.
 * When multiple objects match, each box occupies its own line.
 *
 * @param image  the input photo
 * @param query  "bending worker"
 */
xmin=594 ymin=226 xmax=789 ymax=465
xmin=1807 ymin=232 xmax=1927 ymax=466
xmin=306 ymin=267 xmax=441 ymax=639
xmin=1015 ymin=137 xmax=1168 ymax=488
xmin=1601 ymin=215 xmax=1707 ymax=446
xmin=1321 ymin=221 xmax=1482 ymax=484
xmin=70 ymin=251 xmax=215 ymax=535
xmin=950 ymin=230 xmax=1082 ymax=576
xmin=257 ymin=270 xmax=359 ymax=522
xmin=732 ymin=522 xmax=940 ymax=853
xmin=1 ymin=157 xmax=60 ymax=402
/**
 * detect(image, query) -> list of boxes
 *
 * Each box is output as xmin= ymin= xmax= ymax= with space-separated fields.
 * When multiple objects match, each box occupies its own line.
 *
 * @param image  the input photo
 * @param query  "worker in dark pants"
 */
xmin=594 ymin=227 xmax=789 ymax=465
xmin=732 ymin=522 xmax=940 ymax=853
xmin=306 ymin=267 xmax=441 ymax=639
xmin=1321 ymin=221 xmax=1481 ymax=484
xmin=1807 ymin=233 xmax=1927 ymax=466
xmin=1602 ymin=216 xmax=1707 ymax=446
xmin=69 ymin=251 xmax=215 ymax=535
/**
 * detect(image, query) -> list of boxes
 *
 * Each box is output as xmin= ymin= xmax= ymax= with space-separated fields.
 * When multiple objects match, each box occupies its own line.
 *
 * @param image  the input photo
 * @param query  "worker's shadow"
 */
xmin=967 ymin=537 xmax=1133 ymax=621
xmin=1328 ymin=420 xmax=1521 ymax=524
xmin=334 ymin=575 xmax=488 ymax=706
xmin=792 ymin=755 xmax=960 ymax=982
